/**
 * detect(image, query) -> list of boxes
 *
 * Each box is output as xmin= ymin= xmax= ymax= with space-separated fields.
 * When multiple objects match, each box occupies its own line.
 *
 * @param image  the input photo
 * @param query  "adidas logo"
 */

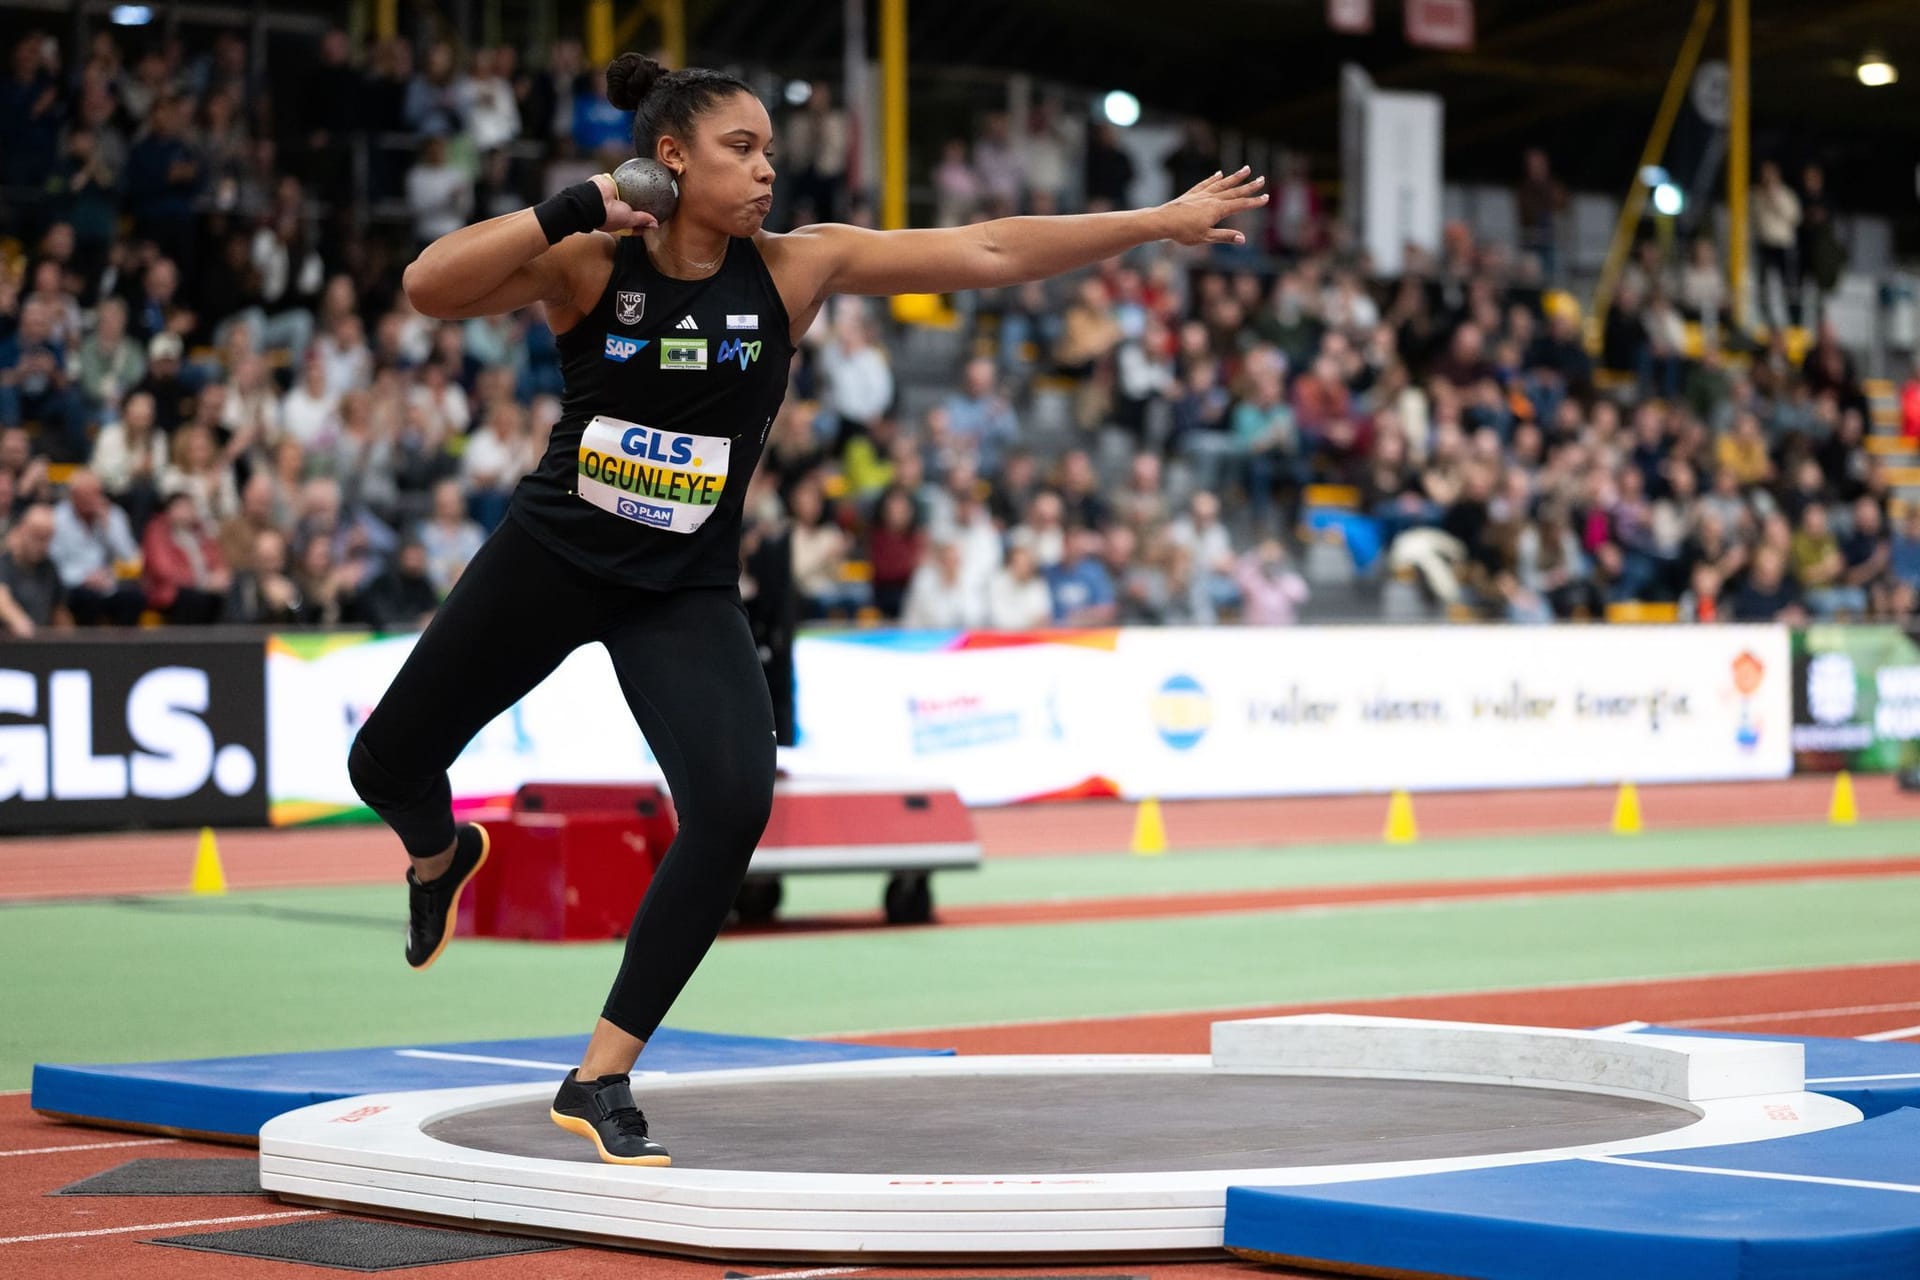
xmin=675 ymin=316 xmax=699 ymax=330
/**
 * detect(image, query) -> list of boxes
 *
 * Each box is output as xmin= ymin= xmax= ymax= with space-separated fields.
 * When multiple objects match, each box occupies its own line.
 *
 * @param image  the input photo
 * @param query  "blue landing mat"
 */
xmin=1633 ymin=1026 xmax=1920 ymax=1117
xmin=31 ymin=1028 xmax=948 ymax=1141
xmin=1225 ymin=1109 xmax=1920 ymax=1280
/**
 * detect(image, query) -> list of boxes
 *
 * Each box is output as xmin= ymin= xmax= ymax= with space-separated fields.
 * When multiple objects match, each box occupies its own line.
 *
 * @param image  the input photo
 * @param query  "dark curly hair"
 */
xmin=605 ymin=53 xmax=756 ymax=158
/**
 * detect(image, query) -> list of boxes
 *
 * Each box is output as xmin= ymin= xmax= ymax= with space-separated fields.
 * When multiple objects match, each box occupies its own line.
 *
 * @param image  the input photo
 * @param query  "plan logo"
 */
xmin=717 ymin=338 xmax=762 ymax=370
xmin=603 ymin=335 xmax=648 ymax=362
xmin=616 ymin=497 xmax=674 ymax=527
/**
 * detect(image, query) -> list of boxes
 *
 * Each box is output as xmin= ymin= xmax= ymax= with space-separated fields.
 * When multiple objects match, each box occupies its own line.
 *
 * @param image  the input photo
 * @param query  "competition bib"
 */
xmin=575 ymin=414 xmax=730 ymax=535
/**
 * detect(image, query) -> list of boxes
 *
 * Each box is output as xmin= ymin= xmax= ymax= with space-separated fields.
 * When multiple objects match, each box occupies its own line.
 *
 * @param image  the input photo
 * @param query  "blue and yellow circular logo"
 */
xmin=1152 ymin=674 xmax=1212 ymax=750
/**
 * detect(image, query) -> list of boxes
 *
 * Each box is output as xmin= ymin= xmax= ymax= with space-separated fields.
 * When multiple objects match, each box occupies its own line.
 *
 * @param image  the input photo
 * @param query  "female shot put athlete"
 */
xmin=349 ymin=52 xmax=1266 ymax=1165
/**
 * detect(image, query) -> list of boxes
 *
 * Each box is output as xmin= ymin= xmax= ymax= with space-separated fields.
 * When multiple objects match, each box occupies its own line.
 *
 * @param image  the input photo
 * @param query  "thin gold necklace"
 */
xmin=658 ymin=237 xmax=724 ymax=272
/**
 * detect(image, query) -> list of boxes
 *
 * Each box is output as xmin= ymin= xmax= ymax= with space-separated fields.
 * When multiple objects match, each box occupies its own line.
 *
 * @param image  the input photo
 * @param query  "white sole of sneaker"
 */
xmin=548 ymin=1108 xmax=673 ymax=1166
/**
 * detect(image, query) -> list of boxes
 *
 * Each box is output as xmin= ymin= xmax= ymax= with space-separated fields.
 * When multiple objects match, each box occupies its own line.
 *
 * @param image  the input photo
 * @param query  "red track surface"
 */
xmin=731 ymin=853 xmax=1920 ymax=936
xmin=6 ymin=776 xmax=1918 ymax=1279
xmin=0 ymin=775 xmax=1894 ymax=901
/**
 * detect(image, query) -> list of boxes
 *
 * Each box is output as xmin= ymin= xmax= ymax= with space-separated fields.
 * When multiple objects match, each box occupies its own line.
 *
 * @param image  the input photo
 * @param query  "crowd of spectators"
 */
xmin=0 ymin=23 xmax=1908 ymax=640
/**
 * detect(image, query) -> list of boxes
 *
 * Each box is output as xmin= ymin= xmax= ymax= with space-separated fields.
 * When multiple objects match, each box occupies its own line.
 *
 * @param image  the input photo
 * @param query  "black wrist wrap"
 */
xmin=533 ymin=180 xmax=607 ymax=245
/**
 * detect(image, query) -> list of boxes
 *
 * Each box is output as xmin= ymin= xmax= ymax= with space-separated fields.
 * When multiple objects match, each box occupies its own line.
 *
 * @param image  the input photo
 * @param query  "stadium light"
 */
xmin=1652 ymin=182 xmax=1685 ymax=216
xmin=783 ymin=79 xmax=812 ymax=106
xmin=1638 ymin=164 xmax=1670 ymax=189
xmin=109 ymin=4 xmax=153 ymax=23
xmin=1857 ymin=53 xmax=1898 ymax=87
xmin=1102 ymin=90 xmax=1141 ymax=128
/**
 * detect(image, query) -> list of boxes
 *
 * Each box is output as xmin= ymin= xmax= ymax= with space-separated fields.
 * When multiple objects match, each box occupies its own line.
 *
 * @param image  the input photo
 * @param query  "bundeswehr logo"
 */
xmin=615 ymin=291 xmax=646 ymax=325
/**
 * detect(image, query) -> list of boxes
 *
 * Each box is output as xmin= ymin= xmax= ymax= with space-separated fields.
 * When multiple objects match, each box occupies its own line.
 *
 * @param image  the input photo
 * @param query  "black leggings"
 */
xmin=347 ymin=516 xmax=776 ymax=1042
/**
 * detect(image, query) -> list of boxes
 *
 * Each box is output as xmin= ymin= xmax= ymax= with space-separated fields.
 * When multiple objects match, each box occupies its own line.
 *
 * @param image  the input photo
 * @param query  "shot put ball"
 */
xmin=612 ymin=158 xmax=680 ymax=223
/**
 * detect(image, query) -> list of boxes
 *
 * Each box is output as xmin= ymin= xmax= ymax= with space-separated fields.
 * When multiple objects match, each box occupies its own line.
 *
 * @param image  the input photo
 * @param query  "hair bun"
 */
xmin=605 ymin=52 xmax=665 ymax=112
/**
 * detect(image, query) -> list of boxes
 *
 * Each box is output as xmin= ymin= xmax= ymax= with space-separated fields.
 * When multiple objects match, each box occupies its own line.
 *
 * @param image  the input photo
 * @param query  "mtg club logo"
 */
xmin=0 ymin=664 xmax=260 ymax=812
xmin=1151 ymin=674 xmax=1212 ymax=751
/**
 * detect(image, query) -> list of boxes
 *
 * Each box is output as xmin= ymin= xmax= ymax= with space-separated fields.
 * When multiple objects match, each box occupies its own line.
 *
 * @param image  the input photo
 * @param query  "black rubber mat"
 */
xmin=149 ymin=1218 xmax=566 ymax=1271
xmin=427 ymin=1071 xmax=1697 ymax=1174
xmin=52 ymin=1157 xmax=261 ymax=1196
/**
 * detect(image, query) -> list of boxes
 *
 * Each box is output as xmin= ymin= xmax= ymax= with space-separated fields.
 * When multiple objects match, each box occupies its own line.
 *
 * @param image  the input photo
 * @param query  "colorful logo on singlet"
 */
xmin=604 ymin=335 xmax=648 ymax=362
xmin=717 ymin=338 xmax=762 ymax=370
xmin=661 ymin=337 xmax=708 ymax=370
xmin=575 ymin=414 xmax=730 ymax=535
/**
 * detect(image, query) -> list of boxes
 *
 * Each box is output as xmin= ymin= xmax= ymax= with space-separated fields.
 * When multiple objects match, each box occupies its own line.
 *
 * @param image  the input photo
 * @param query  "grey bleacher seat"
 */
xmin=1301 ymin=533 xmax=1356 ymax=586
xmin=1381 ymin=571 xmax=1438 ymax=622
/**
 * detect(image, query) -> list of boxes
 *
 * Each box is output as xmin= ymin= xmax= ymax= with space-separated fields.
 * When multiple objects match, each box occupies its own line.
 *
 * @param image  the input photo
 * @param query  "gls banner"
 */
xmin=0 ymin=638 xmax=268 ymax=832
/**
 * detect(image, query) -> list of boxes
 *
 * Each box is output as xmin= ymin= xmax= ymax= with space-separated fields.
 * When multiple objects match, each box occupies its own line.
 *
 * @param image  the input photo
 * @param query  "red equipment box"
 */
xmin=455 ymin=784 xmax=672 ymax=943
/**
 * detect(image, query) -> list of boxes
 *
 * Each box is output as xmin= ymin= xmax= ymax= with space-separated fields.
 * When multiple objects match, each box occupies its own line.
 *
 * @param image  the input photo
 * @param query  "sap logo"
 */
xmin=604 ymin=335 xmax=648 ymax=362
xmin=0 ymin=668 xmax=257 ymax=802
xmin=717 ymin=338 xmax=763 ymax=369
xmin=616 ymin=497 xmax=674 ymax=528
xmin=619 ymin=426 xmax=694 ymax=464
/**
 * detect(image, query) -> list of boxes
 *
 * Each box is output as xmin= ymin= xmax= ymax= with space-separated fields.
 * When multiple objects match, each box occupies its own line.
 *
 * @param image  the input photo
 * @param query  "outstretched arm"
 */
xmin=773 ymin=168 xmax=1267 ymax=304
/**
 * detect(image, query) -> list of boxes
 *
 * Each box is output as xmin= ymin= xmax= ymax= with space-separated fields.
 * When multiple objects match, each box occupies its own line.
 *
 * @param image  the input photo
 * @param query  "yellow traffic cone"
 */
xmin=1130 ymin=797 xmax=1167 ymax=855
xmin=1611 ymin=782 xmax=1643 ymax=836
xmin=190 ymin=827 xmax=227 ymax=895
xmin=1829 ymin=771 xmax=1858 ymax=826
xmin=1383 ymin=790 xmax=1418 ymax=844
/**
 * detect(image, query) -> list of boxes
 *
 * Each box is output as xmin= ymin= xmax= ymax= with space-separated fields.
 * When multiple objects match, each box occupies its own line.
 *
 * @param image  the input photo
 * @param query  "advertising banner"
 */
xmin=1791 ymin=625 xmax=1920 ymax=773
xmin=0 ymin=636 xmax=268 ymax=833
xmin=267 ymin=632 xmax=664 ymax=826
xmin=1115 ymin=625 xmax=1788 ymax=799
xmin=790 ymin=625 xmax=1791 ymax=805
xmin=263 ymin=624 xmax=1793 ymax=821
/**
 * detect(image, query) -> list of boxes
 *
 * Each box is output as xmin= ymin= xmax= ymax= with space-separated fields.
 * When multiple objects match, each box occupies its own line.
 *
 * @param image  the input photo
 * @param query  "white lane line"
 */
xmin=1588 ymin=1155 xmax=1920 ymax=1195
xmin=1671 ymin=1000 xmax=1920 ymax=1029
xmin=1858 ymin=1022 xmax=1920 ymax=1043
xmin=0 ymin=1210 xmax=324 ymax=1246
xmin=1591 ymin=1020 xmax=1650 ymax=1032
xmin=735 ymin=1268 xmax=869 ymax=1280
xmin=0 ymin=1138 xmax=176 ymax=1158
xmin=393 ymin=1050 xmax=575 ymax=1071
xmin=393 ymin=1049 xmax=667 ymax=1076
xmin=1808 ymin=1072 xmax=1920 ymax=1084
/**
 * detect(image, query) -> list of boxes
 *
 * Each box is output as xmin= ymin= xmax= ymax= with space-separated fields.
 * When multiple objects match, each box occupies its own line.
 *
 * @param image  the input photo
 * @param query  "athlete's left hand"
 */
xmin=1160 ymin=167 xmax=1268 ymax=246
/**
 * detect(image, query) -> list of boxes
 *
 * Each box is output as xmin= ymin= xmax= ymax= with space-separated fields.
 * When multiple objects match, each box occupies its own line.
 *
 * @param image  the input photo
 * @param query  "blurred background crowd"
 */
xmin=1 ymin=19 xmax=1916 ymax=639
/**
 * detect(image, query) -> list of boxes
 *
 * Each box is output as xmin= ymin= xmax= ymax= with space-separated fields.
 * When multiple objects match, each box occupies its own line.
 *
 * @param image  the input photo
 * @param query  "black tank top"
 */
xmin=507 ymin=233 xmax=793 ymax=589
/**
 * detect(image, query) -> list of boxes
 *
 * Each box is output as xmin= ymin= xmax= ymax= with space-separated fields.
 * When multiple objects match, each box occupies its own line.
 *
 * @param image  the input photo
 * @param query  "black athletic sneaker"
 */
xmin=403 ymin=822 xmax=489 ymax=970
xmin=550 ymin=1069 xmax=672 ymax=1166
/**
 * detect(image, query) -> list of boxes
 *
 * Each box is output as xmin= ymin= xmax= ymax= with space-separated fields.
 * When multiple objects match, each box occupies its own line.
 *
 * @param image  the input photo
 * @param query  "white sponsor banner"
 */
xmin=267 ymin=625 xmax=1792 ymax=820
xmin=790 ymin=626 xmax=1791 ymax=805
xmin=1114 ymin=625 xmax=1788 ymax=798
xmin=267 ymin=635 xmax=662 ymax=822
xmin=787 ymin=636 xmax=1131 ymax=805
